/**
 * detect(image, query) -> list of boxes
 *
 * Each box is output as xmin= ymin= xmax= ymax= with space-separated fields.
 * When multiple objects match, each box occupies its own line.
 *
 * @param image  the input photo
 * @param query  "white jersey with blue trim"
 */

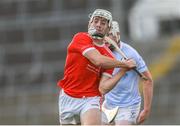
xmin=105 ymin=41 xmax=148 ymax=108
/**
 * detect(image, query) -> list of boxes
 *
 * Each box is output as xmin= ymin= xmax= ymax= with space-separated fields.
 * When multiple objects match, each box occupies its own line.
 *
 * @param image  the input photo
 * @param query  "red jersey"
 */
xmin=58 ymin=32 xmax=114 ymax=98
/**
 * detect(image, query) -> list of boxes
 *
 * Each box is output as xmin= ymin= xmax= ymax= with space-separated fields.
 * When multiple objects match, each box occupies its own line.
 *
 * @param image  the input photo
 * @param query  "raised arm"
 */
xmin=84 ymin=49 xmax=136 ymax=69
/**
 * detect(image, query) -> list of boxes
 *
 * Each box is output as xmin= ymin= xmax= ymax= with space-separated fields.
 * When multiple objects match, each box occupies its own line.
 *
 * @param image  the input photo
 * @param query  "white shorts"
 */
xmin=102 ymin=101 xmax=141 ymax=124
xmin=59 ymin=89 xmax=101 ymax=125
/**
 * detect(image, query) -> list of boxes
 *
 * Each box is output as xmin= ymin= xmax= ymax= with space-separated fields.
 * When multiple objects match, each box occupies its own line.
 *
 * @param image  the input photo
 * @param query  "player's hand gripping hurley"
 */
xmin=104 ymin=36 xmax=148 ymax=81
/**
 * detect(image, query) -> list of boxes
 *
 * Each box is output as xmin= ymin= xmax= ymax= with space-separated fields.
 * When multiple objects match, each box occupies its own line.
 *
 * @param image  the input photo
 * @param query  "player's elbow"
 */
xmin=99 ymin=87 xmax=106 ymax=95
xmin=147 ymin=78 xmax=154 ymax=86
xmin=99 ymin=85 xmax=108 ymax=95
xmin=144 ymin=78 xmax=154 ymax=88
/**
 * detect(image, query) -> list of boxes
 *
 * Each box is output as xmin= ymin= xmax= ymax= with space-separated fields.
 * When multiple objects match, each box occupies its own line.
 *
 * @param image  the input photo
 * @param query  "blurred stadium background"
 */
xmin=0 ymin=0 xmax=180 ymax=124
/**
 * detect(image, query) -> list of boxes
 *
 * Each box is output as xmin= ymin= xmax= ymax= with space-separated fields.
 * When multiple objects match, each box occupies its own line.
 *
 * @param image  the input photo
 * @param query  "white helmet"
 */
xmin=110 ymin=21 xmax=120 ymax=36
xmin=109 ymin=21 xmax=121 ymax=43
xmin=89 ymin=9 xmax=112 ymax=27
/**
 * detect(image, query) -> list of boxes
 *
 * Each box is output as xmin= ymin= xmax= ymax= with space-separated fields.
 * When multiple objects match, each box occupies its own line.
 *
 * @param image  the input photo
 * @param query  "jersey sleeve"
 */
xmin=102 ymin=68 xmax=114 ymax=78
xmin=70 ymin=33 xmax=95 ymax=55
xmin=126 ymin=44 xmax=148 ymax=73
xmin=135 ymin=52 xmax=148 ymax=73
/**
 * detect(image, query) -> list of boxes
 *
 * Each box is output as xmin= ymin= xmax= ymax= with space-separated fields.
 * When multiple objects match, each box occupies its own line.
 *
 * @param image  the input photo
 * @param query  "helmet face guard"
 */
xmin=88 ymin=27 xmax=105 ymax=39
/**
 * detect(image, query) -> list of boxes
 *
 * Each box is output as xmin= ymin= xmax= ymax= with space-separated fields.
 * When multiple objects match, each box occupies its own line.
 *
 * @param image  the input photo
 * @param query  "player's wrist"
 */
xmin=118 ymin=60 xmax=127 ymax=68
xmin=120 ymin=68 xmax=127 ymax=73
xmin=143 ymin=108 xmax=151 ymax=113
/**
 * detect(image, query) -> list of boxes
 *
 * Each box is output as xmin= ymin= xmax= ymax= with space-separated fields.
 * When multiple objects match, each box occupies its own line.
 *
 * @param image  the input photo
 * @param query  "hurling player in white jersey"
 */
xmin=101 ymin=21 xmax=154 ymax=125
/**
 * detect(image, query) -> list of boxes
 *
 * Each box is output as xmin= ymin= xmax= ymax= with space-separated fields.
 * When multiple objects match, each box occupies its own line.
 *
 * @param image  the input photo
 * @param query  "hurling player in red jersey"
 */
xmin=58 ymin=9 xmax=136 ymax=125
